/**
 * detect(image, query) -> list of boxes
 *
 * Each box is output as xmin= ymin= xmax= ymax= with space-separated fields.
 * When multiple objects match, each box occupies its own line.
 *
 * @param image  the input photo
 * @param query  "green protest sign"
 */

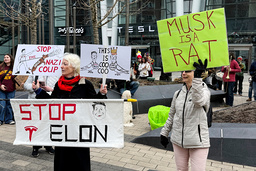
xmin=157 ymin=8 xmax=229 ymax=72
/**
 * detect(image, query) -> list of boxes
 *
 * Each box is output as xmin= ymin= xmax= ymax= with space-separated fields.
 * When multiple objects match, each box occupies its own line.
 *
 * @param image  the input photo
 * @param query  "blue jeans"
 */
xmin=0 ymin=90 xmax=15 ymax=123
xmin=120 ymin=81 xmax=139 ymax=96
xmin=224 ymin=82 xmax=235 ymax=106
xmin=253 ymin=81 xmax=256 ymax=101
xmin=248 ymin=82 xmax=253 ymax=99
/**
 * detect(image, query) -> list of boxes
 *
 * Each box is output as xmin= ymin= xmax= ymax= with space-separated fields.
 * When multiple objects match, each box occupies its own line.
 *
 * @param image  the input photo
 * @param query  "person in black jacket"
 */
xmin=32 ymin=53 xmax=107 ymax=171
xmin=115 ymin=75 xmax=139 ymax=96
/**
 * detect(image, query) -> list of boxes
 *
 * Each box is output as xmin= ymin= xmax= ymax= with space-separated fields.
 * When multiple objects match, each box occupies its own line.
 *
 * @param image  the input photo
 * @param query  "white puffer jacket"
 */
xmin=161 ymin=78 xmax=211 ymax=148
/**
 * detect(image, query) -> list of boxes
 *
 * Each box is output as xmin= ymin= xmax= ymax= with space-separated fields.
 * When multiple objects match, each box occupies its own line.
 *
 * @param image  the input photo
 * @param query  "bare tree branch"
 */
xmin=0 ymin=0 xmax=43 ymax=44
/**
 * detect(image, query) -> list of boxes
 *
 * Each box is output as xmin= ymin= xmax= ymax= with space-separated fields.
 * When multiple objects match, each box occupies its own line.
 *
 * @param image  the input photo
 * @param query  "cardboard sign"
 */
xmin=157 ymin=8 xmax=229 ymax=72
xmin=13 ymin=44 xmax=65 ymax=76
xmin=80 ymin=44 xmax=131 ymax=80
xmin=11 ymin=99 xmax=124 ymax=148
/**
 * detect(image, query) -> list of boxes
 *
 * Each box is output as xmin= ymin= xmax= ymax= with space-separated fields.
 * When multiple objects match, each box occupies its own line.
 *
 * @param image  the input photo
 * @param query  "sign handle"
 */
xmin=102 ymin=73 xmax=107 ymax=87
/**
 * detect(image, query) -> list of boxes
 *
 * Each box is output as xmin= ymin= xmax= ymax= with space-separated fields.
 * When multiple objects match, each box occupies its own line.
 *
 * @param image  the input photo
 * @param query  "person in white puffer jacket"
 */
xmin=160 ymin=59 xmax=210 ymax=171
xmin=23 ymin=75 xmax=59 ymax=157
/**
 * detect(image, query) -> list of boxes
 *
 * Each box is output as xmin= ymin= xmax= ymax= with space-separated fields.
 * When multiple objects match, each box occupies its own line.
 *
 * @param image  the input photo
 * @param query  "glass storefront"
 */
xmin=205 ymin=0 xmax=256 ymax=61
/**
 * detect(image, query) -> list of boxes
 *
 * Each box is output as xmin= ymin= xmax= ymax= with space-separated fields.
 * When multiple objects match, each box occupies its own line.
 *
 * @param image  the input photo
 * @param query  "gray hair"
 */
xmin=63 ymin=53 xmax=80 ymax=76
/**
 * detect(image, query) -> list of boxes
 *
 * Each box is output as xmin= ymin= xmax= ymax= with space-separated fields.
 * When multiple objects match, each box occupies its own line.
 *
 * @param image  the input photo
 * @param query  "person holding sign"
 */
xmin=24 ymin=75 xmax=58 ymax=157
xmin=0 ymin=54 xmax=16 ymax=125
xmin=160 ymin=59 xmax=210 ymax=171
xmin=32 ymin=53 xmax=107 ymax=171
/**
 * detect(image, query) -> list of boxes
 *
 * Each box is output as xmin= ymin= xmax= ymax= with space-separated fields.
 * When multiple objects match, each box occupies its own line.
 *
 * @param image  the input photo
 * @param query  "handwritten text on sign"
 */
xmin=11 ymin=99 xmax=124 ymax=148
xmin=13 ymin=44 xmax=65 ymax=76
xmin=80 ymin=44 xmax=131 ymax=80
xmin=157 ymin=8 xmax=229 ymax=72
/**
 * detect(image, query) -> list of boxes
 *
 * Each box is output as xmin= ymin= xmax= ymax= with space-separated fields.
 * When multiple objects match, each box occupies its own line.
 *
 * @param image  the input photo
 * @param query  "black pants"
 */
xmin=33 ymin=146 xmax=52 ymax=150
xmin=54 ymin=147 xmax=91 ymax=171
xmin=233 ymin=75 xmax=244 ymax=94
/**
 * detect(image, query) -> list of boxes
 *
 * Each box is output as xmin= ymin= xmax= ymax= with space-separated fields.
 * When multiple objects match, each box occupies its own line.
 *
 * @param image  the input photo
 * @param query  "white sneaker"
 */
xmin=9 ymin=121 xmax=15 ymax=125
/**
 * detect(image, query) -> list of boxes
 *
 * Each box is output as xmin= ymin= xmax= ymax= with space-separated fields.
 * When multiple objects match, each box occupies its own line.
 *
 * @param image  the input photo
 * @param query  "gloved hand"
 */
xmin=193 ymin=59 xmax=208 ymax=78
xmin=201 ymin=71 xmax=208 ymax=80
xmin=160 ymin=135 xmax=169 ymax=148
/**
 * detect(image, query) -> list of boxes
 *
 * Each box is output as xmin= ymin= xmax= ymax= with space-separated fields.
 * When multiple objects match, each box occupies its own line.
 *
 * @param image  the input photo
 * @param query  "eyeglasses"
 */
xmin=183 ymin=70 xmax=193 ymax=73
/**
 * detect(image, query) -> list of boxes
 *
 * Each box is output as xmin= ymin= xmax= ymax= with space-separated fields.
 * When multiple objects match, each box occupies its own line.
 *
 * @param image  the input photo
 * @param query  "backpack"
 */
xmin=176 ymin=89 xmax=213 ymax=127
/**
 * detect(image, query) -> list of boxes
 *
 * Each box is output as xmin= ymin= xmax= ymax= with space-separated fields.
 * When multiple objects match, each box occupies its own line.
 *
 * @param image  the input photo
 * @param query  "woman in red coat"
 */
xmin=221 ymin=52 xmax=241 ymax=106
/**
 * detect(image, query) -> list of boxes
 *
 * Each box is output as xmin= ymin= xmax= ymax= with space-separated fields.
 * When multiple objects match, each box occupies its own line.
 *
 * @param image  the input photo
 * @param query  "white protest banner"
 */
xmin=13 ymin=44 xmax=65 ymax=76
xmin=80 ymin=44 xmax=131 ymax=80
xmin=11 ymin=99 xmax=124 ymax=148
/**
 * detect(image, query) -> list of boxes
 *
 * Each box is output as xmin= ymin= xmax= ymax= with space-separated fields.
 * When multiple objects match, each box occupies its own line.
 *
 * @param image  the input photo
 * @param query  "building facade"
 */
xmin=0 ymin=0 xmax=255 ymax=71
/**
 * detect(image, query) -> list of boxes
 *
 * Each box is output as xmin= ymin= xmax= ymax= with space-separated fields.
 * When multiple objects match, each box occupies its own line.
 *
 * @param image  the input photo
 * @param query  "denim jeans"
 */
xmin=224 ymin=82 xmax=235 ymax=106
xmin=0 ymin=90 xmax=15 ymax=123
xmin=233 ymin=75 xmax=244 ymax=95
xmin=253 ymin=81 xmax=256 ymax=101
xmin=120 ymin=81 xmax=139 ymax=96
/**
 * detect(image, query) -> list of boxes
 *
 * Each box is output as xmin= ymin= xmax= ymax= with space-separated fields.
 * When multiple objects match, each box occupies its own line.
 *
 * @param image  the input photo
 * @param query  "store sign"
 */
xmin=117 ymin=25 xmax=156 ymax=33
xmin=157 ymin=8 xmax=229 ymax=72
xmin=58 ymin=27 xmax=84 ymax=36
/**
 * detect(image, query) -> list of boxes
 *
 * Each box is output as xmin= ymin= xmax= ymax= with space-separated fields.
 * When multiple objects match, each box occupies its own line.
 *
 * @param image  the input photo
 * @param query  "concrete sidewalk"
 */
xmin=0 ymin=72 xmax=255 ymax=171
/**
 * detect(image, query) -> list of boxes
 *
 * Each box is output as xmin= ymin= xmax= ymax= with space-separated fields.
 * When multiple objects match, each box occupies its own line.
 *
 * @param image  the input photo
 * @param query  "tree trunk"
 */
xmin=30 ymin=0 xmax=37 ymax=44
xmin=90 ymin=0 xmax=99 ymax=44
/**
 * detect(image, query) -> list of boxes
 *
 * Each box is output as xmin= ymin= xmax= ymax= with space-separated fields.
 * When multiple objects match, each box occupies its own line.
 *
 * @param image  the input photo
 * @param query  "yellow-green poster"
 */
xmin=157 ymin=8 xmax=229 ymax=72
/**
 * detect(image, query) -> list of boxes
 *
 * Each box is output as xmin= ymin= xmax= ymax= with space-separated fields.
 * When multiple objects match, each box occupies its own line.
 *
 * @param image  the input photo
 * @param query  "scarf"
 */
xmin=58 ymin=75 xmax=80 ymax=91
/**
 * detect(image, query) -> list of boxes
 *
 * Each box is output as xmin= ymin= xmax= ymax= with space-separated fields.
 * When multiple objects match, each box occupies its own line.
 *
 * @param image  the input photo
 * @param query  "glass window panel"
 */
xmin=225 ymin=0 xmax=236 ymax=3
xmin=206 ymin=0 xmax=223 ymax=5
xmin=205 ymin=5 xmax=223 ymax=10
xmin=161 ymin=0 xmax=166 ymax=9
xmin=226 ymin=19 xmax=236 ymax=32
xmin=173 ymin=1 xmax=176 ymax=13
xmin=225 ymin=5 xmax=236 ymax=18
xmin=55 ymin=0 xmax=65 ymax=6
xmin=237 ymin=3 xmax=249 ymax=17
xmin=184 ymin=1 xmax=191 ymax=13
xmin=55 ymin=17 xmax=65 ymax=27
xmin=118 ymin=13 xmax=126 ymax=24
xmin=154 ymin=9 xmax=163 ymax=20
xmin=130 ymin=14 xmax=137 ymax=24
xmin=236 ymin=18 xmax=256 ymax=31
xmin=249 ymin=3 xmax=256 ymax=17
xmin=238 ymin=0 xmax=249 ymax=2
xmin=142 ymin=10 xmax=155 ymax=23
xmin=147 ymin=0 xmax=155 ymax=9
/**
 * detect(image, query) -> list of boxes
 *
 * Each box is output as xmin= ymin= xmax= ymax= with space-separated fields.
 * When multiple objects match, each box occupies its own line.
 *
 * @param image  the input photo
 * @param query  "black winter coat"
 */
xmin=36 ymin=77 xmax=107 ymax=171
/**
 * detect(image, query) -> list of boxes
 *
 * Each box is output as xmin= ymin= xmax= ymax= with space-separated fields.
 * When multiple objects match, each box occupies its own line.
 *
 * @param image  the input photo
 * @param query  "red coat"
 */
xmin=221 ymin=59 xmax=241 ymax=82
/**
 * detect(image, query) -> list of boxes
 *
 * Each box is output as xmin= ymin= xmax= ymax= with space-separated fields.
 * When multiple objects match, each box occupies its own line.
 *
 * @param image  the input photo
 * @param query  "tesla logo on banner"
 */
xmin=24 ymin=126 xmax=38 ymax=141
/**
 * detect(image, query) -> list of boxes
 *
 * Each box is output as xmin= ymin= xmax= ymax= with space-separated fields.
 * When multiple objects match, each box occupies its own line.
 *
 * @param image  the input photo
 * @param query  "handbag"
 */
xmin=0 ymin=68 xmax=11 ymax=83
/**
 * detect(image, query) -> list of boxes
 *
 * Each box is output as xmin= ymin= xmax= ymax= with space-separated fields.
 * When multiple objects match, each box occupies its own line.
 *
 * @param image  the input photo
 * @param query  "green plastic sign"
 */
xmin=157 ymin=8 xmax=229 ymax=72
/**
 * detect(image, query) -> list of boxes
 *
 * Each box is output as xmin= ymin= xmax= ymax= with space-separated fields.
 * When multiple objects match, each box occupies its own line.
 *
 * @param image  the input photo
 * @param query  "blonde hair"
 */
xmin=63 ymin=53 xmax=80 ymax=76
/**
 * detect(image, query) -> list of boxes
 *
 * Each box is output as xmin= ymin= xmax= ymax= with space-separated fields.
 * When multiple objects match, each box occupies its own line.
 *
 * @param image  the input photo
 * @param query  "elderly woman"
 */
xmin=32 ymin=53 xmax=107 ymax=171
xmin=160 ymin=59 xmax=210 ymax=171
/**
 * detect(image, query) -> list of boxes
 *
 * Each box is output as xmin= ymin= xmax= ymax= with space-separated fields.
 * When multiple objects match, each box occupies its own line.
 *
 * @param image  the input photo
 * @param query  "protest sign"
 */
xmin=13 ymin=44 xmax=65 ymax=76
xmin=11 ymin=99 xmax=124 ymax=148
xmin=157 ymin=8 xmax=229 ymax=72
xmin=80 ymin=44 xmax=131 ymax=80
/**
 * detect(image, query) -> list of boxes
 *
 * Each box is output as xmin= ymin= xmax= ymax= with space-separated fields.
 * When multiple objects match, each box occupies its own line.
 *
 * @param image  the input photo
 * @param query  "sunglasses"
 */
xmin=183 ymin=70 xmax=193 ymax=73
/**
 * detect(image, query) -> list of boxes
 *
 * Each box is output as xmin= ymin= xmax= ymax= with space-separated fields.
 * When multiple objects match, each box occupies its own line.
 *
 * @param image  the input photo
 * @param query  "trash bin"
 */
xmin=148 ymin=105 xmax=170 ymax=130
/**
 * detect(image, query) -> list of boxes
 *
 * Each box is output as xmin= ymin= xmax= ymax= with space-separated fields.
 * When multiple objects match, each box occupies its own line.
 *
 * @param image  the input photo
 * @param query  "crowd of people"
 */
xmin=1 ymin=50 xmax=256 ymax=171
xmin=200 ymin=52 xmax=256 ymax=106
